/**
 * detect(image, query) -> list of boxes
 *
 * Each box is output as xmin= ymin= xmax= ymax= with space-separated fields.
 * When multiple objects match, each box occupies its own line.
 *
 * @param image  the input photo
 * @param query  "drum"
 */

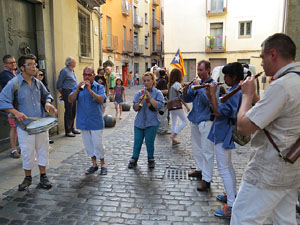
xmin=26 ymin=117 xmax=58 ymax=135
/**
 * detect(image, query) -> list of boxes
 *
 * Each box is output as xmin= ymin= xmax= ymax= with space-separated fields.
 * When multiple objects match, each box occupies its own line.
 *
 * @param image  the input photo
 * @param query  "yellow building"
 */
xmin=102 ymin=0 xmax=133 ymax=85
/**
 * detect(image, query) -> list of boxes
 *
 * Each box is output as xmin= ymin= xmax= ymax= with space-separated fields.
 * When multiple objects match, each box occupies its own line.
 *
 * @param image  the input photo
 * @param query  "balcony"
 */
xmin=152 ymin=19 xmax=160 ymax=30
xmin=103 ymin=34 xmax=118 ymax=51
xmin=152 ymin=0 xmax=159 ymax=6
xmin=206 ymin=0 xmax=227 ymax=16
xmin=205 ymin=35 xmax=226 ymax=52
xmin=134 ymin=15 xmax=144 ymax=28
xmin=123 ymin=40 xmax=133 ymax=54
xmin=122 ymin=0 xmax=130 ymax=16
xmin=134 ymin=44 xmax=144 ymax=55
xmin=152 ymin=44 xmax=161 ymax=55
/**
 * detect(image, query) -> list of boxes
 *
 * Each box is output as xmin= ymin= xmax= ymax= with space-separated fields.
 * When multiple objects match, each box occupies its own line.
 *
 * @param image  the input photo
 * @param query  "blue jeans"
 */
xmin=132 ymin=125 xmax=159 ymax=159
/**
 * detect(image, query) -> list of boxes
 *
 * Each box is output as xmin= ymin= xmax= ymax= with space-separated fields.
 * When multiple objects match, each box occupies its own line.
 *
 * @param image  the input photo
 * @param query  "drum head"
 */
xmin=26 ymin=117 xmax=57 ymax=129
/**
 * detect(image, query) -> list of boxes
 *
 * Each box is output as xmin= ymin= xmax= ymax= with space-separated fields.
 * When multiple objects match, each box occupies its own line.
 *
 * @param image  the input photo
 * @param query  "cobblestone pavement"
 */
xmin=0 ymin=85 xmax=299 ymax=225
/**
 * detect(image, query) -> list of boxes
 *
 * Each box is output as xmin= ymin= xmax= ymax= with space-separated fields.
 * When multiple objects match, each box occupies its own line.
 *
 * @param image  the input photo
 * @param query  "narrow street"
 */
xmin=0 ymin=85 xmax=299 ymax=225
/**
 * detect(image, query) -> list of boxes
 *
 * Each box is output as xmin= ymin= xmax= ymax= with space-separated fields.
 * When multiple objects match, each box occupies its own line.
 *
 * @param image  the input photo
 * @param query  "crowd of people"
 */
xmin=0 ymin=33 xmax=300 ymax=224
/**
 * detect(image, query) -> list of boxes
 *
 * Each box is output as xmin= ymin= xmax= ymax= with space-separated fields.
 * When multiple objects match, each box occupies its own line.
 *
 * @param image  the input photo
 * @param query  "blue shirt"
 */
xmin=133 ymin=87 xmax=164 ymax=129
xmin=208 ymin=83 xmax=242 ymax=149
xmin=0 ymin=74 xmax=53 ymax=129
xmin=72 ymin=81 xmax=106 ymax=130
xmin=56 ymin=67 xmax=78 ymax=90
xmin=181 ymin=78 xmax=218 ymax=124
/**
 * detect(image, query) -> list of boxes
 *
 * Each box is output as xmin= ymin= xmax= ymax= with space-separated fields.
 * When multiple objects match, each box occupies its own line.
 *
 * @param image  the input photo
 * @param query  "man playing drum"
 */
xmin=68 ymin=66 xmax=108 ymax=175
xmin=0 ymin=54 xmax=57 ymax=191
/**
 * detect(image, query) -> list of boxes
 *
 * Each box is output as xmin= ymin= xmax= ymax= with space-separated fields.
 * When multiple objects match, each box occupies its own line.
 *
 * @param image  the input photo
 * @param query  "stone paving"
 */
xmin=0 ymin=85 xmax=299 ymax=225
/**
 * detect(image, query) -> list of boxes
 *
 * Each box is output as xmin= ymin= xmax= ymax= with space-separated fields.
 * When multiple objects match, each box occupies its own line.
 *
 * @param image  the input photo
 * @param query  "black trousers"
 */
xmin=62 ymin=88 xmax=77 ymax=135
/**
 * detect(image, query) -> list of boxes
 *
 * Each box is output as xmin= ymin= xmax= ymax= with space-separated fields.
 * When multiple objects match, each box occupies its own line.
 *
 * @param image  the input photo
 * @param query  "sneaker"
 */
xmin=100 ymin=167 xmax=108 ymax=175
xmin=39 ymin=175 xmax=52 ymax=189
xmin=216 ymin=193 xmax=227 ymax=203
xmin=188 ymin=170 xmax=202 ymax=178
xmin=128 ymin=158 xmax=138 ymax=169
xmin=18 ymin=176 xmax=32 ymax=191
xmin=10 ymin=150 xmax=21 ymax=159
xmin=86 ymin=166 xmax=99 ymax=175
xmin=148 ymin=158 xmax=155 ymax=169
xmin=197 ymin=180 xmax=211 ymax=191
xmin=214 ymin=204 xmax=232 ymax=218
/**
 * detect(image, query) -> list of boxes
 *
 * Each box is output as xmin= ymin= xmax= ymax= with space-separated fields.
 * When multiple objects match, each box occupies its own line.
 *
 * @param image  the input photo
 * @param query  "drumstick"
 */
xmin=219 ymin=71 xmax=263 ymax=103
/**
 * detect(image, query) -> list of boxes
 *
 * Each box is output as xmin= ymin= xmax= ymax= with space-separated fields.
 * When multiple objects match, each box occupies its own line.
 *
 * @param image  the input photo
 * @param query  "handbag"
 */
xmin=232 ymin=125 xmax=251 ymax=146
xmin=167 ymin=99 xmax=182 ymax=111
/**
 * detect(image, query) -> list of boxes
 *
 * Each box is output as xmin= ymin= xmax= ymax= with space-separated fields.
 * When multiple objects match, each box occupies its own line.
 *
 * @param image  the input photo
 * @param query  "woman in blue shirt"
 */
xmin=128 ymin=72 xmax=164 ymax=169
xmin=206 ymin=62 xmax=244 ymax=218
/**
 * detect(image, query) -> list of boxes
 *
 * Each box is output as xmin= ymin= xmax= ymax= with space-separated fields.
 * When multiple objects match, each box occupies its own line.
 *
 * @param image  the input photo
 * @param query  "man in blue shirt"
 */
xmin=56 ymin=56 xmax=79 ymax=137
xmin=182 ymin=60 xmax=217 ymax=191
xmin=0 ymin=54 xmax=57 ymax=191
xmin=0 ymin=54 xmax=20 ymax=158
xmin=68 ymin=66 xmax=107 ymax=175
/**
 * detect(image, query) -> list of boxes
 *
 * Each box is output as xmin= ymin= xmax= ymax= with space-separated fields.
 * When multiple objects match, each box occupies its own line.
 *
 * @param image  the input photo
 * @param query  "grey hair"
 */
xmin=65 ymin=56 xmax=75 ymax=67
xmin=83 ymin=66 xmax=94 ymax=74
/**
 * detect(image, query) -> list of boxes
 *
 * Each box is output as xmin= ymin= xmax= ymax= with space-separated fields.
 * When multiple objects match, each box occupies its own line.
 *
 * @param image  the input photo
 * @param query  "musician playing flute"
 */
xmin=206 ymin=62 xmax=247 ymax=218
xmin=181 ymin=60 xmax=218 ymax=192
xmin=231 ymin=34 xmax=300 ymax=225
xmin=0 ymin=54 xmax=57 ymax=191
xmin=127 ymin=72 xmax=164 ymax=169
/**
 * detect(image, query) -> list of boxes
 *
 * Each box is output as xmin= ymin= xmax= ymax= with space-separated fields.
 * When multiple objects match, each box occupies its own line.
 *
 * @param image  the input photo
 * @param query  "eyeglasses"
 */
xmin=83 ymin=73 xmax=93 ymax=77
xmin=38 ymin=74 xmax=44 ymax=77
xmin=23 ymin=63 xmax=37 ymax=67
xmin=6 ymin=61 xmax=16 ymax=64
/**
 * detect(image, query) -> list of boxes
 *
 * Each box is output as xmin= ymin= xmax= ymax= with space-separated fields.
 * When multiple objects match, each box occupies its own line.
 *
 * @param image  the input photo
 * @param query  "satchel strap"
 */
xmin=263 ymin=129 xmax=286 ymax=161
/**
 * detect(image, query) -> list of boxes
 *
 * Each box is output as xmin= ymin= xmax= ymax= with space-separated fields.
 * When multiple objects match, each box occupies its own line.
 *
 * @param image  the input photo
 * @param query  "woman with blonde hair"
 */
xmin=168 ymin=68 xmax=190 ymax=145
xmin=128 ymin=72 xmax=164 ymax=169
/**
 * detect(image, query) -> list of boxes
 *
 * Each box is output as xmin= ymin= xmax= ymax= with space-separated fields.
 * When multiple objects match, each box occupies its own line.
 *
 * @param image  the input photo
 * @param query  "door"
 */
xmin=106 ymin=17 xmax=112 ymax=48
xmin=209 ymin=58 xmax=227 ymax=72
xmin=0 ymin=0 xmax=38 ymax=152
xmin=183 ymin=59 xmax=196 ymax=82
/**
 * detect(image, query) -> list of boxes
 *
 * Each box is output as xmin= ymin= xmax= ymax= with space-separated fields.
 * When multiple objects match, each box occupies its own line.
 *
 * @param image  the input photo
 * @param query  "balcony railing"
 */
xmin=134 ymin=15 xmax=144 ymax=28
xmin=122 ymin=0 xmax=130 ymax=16
xmin=152 ymin=19 xmax=160 ymax=29
xmin=152 ymin=0 xmax=159 ymax=6
xmin=103 ymin=34 xmax=118 ymax=51
xmin=123 ymin=40 xmax=133 ymax=53
xmin=205 ymin=35 xmax=226 ymax=52
xmin=206 ymin=0 xmax=227 ymax=16
xmin=134 ymin=44 xmax=144 ymax=55
xmin=152 ymin=44 xmax=161 ymax=54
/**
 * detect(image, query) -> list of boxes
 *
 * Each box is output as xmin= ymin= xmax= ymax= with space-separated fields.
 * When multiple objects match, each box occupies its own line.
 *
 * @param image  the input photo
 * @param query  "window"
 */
xmin=78 ymin=9 xmax=91 ymax=57
xmin=209 ymin=23 xmax=223 ymax=50
xmin=145 ymin=36 xmax=148 ymax=49
xmin=106 ymin=16 xmax=112 ymax=48
xmin=239 ymin=21 xmax=252 ymax=38
xmin=145 ymin=13 xmax=148 ymax=24
xmin=211 ymin=0 xmax=224 ymax=12
xmin=152 ymin=32 xmax=156 ymax=51
xmin=123 ymin=26 xmax=126 ymax=51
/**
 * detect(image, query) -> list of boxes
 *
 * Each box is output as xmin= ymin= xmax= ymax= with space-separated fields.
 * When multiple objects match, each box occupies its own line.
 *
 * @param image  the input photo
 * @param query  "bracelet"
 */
xmin=46 ymin=100 xmax=52 ymax=104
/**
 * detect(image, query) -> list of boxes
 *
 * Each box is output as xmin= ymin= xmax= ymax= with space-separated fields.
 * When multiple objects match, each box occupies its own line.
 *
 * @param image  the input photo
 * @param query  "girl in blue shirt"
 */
xmin=128 ymin=72 xmax=164 ymax=169
xmin=206 ymin=62 xmax=244 ymax=218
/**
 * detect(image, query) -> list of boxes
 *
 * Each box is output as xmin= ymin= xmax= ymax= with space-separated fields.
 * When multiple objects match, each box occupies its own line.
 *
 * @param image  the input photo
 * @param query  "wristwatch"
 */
xmin=45 ymin=100 xmax=52 ymax=104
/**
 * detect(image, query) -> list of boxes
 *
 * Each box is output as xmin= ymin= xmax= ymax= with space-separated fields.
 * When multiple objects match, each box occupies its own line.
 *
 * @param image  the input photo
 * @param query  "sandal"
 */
xmin=100 ymin=167 xmax=108 ymax=175
xmin=172 ymin=140 xmax=181 ymax=146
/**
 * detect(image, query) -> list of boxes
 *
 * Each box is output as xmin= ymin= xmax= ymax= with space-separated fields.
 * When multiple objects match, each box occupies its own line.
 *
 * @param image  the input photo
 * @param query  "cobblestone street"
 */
xmin=0 ymin=85 xmax=299 ymax=225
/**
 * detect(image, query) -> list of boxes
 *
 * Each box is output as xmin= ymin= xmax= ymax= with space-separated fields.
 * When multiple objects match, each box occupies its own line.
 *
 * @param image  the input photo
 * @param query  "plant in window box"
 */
xmin=208 ymin=35 xmax=215 ymax=50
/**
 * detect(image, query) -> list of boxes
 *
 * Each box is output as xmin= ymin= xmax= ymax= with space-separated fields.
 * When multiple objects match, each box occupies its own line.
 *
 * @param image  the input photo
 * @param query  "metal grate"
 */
xmin=164 ymin=168 xmax=189 ymax=180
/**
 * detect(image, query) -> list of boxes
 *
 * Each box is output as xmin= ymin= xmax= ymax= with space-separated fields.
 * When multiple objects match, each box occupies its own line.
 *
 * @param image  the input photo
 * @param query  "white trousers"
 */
xmin=17 ymin=127 xmax=49 ymax=170
xmin=231 ymin=180 xmax=298 ymax=225
xmin=190 ymin=121 xmax=214 ymax=182
xmin=82 ymin=130 xmax=104 ymax=159
xmin=216 ymin=143 xmax=237 ymax=207
xmin=170 ymin=109 xmax=188 ymax=135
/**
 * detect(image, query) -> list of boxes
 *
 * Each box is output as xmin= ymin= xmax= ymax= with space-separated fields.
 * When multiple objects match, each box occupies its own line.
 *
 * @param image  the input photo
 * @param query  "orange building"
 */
xmin=102 ymin=0 xmax=133 ymax=86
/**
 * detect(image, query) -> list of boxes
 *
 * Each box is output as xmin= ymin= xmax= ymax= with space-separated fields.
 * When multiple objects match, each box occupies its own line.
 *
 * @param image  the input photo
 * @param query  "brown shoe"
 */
xmin=188 ymin=170 xmax=202 ymax=178
xmin=197 ymin=180 xmax=210 ymax=191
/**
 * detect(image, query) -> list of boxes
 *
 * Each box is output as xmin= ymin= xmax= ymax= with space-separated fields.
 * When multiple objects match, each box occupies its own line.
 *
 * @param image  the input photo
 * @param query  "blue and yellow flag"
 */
xmin=170 ymin=49 xmax=186 ymax=76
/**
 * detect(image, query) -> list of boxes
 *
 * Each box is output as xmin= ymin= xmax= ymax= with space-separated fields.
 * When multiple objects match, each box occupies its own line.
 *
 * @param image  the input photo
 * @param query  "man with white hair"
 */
xmin=56 ymin=56 xmax=80 ymax=137
xmin=105 ymin=66 xmax=115 ymax=97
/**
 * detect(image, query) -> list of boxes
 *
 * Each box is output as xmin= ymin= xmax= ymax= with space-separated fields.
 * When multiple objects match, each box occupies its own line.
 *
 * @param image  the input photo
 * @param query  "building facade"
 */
xmin=164 ymin=0 xmax=286 ymax=81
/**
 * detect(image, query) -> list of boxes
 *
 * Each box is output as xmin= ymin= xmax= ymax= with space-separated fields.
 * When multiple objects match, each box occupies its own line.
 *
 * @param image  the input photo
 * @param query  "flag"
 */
xmin=170 ymin=49 xmax=186 ymax=76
